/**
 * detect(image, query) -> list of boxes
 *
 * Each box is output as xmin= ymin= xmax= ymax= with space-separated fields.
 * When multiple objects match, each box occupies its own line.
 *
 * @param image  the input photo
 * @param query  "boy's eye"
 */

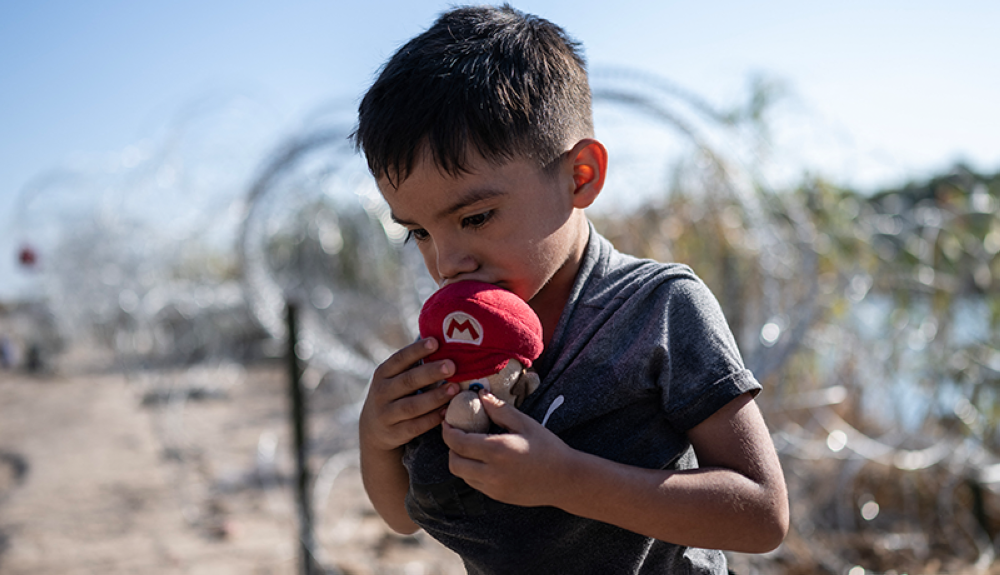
xmin=462 ymin=211 xmax=492 ymax=228
xmin=406 ymin=228 xmax=430 ymax=244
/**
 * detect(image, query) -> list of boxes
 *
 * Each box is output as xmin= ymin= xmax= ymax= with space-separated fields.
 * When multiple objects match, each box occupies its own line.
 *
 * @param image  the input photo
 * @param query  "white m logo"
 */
xmin=443 ymin=312 xmax=483 ymax=345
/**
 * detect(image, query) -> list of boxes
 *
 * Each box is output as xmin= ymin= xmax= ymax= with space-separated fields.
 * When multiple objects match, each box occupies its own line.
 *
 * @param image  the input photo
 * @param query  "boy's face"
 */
xmin=378 ymin=149 xmax=587 ymax=312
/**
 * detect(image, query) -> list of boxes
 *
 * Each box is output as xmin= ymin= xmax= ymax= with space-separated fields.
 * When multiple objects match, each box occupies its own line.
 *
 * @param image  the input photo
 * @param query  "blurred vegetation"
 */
xmin=594 ymin=161 xmax=1000 ymax=574
xmin=7 ymin=74 xmax=1000 ymax=574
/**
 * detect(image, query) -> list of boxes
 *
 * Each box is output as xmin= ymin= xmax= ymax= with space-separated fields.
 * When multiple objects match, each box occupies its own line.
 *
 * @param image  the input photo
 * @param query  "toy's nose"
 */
xmin=468 ymin=383 xmax=484 ymax=392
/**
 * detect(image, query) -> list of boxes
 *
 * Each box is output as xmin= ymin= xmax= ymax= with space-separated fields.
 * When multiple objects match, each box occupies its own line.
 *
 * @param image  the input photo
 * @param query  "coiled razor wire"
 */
xmin=8 ymin=69 xmax=1000 ymax=573
xmin=591 ymin=67 xmax=821 ymax=383
xmin=239 ymin=125 xmax=433 ymax=384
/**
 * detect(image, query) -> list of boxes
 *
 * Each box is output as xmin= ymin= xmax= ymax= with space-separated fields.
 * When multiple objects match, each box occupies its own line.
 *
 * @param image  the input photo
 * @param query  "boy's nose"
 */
xmin=434 ymin=241 xmax=478 ymax=280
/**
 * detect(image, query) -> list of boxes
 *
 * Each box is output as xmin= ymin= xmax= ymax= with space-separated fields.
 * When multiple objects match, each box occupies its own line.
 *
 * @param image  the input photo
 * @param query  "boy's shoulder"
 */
xmin=580 ymin=228 xmax=706 ymax=306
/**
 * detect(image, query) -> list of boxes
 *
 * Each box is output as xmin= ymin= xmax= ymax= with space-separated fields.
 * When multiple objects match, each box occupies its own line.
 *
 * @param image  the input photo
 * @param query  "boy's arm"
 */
xmin=359 ymin=445 xmax=416 ymax=534
xmin=359 ymin=338 xmax=459 ymax=534
xmin=442 ymin=391 xmax=789 ymax=552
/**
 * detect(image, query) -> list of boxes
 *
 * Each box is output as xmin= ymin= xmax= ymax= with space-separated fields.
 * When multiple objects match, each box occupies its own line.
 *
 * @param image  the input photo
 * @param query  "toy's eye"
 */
xmin=467 ymin=378 xmax=490 ymax=393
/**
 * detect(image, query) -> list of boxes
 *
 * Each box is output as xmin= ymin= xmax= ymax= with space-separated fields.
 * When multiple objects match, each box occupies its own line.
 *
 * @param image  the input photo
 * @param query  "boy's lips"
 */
xmin=441 ymin=277 xmax=505 ymax=289
xmin=439 ymin=279 xmax=524 ymax=300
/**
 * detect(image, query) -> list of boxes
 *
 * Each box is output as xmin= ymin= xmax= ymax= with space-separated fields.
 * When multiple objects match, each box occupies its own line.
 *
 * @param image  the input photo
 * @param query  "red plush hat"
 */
xmin=419 ymin=281 xmax=543 ymax=382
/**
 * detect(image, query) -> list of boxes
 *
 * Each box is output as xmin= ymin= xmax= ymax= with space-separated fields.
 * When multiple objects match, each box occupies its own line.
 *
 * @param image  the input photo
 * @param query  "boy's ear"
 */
xmin=567 ymin=139 xmax=607 ymax=209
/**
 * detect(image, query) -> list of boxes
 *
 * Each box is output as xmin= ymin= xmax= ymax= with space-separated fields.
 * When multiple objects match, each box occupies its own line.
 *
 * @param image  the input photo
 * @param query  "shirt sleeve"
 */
xmin=657 ymin=276 xmax=762 ymax=431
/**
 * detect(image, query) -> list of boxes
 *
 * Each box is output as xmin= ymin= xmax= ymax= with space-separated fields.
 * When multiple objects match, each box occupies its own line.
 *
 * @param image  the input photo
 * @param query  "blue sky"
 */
xmin=2 ymin=0 xmax=999 ymax=299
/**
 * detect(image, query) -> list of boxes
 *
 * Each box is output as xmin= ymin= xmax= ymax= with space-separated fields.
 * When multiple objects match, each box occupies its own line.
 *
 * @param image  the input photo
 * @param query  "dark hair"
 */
xmin=353 ymin=4 xmax=592 ymax=185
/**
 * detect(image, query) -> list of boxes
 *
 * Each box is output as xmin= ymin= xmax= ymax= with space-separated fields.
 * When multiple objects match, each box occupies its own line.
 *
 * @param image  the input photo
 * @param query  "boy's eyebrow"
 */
xmin=390 ymin=213 xmax=417 ymax=227
xmin=390 ymin=188 xmax=508 ymax=226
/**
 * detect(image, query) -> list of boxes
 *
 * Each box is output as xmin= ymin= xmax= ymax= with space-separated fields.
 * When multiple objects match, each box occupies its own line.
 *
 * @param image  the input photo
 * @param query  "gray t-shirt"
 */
xmin=403 ymin=226 xmax=761 ymax=574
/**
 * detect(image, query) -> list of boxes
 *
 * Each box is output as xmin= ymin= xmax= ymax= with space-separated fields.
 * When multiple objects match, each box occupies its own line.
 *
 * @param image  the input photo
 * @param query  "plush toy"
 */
xmin=419 ymin=281 xmax=544 ymax=433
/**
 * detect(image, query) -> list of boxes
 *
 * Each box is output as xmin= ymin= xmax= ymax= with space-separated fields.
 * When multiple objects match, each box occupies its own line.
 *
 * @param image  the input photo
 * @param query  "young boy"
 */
xmin=354 ymin=5 xmax=788 ymax=574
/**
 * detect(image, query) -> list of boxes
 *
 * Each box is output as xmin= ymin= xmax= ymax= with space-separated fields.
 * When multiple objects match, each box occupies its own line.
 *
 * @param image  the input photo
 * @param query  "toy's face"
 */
xmin=445 ymin=358 xmax=538 ymax=433
xmin=455 ymin=359 xmax=524 ymax=404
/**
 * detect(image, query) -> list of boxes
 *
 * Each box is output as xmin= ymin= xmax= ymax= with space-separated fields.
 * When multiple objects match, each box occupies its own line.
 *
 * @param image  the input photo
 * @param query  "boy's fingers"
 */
xmin=479 ymin=392 xmax=530 ymax=433
xmin=448 ymin=444 xmax=489 ymax=480
xmin=373 ymin=339 xmax=455 ymax=399
xmin=441 ymin=422 xmax=483 ymax=460
xmin=393 ymin=358 xmax=454 ymax=396
xmin=391 ymin=381 xmax=458 ymax=422
xmin=377 ymin=338 xmax=439 ymax=380
xmin=396 ymin=407 xmax=450 ymax=440
xmin=442 ymin=394 xmax=534 ymax=457
xmin=443 ymin=426 xmax=499 ymax=489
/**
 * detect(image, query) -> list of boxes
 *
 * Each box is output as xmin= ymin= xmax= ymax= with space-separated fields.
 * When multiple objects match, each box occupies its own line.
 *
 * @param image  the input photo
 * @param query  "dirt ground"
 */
xmin=0 ymin=361 xmax=465 ymax=575
xmin=8 ymin=357 xmax=998 ymax=575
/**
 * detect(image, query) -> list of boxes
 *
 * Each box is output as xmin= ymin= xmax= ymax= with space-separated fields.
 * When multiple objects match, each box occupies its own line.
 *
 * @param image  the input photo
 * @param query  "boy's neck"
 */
xmin=529 ymin=214 xmax=590 ymax=348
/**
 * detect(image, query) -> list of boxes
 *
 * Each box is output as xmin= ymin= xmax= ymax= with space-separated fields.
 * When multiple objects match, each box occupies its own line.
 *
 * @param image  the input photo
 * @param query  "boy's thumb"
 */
xmin=480 ymin=392 xmax=527 ymax=432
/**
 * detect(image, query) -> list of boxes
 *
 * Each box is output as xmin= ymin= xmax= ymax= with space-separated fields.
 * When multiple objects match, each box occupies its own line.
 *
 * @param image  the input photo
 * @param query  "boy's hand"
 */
xmin=442 ymin=392 xmax=575 ymax=507
xmin=360 ymin=338 xmax=460 ymax=453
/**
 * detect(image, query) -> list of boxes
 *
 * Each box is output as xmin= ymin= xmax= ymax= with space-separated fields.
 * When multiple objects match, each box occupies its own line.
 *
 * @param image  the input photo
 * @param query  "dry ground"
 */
xmin=0 ymin=363 xmax=464 ymax=575
xmin=6 ymin=360 xmax=1000 ymax=575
